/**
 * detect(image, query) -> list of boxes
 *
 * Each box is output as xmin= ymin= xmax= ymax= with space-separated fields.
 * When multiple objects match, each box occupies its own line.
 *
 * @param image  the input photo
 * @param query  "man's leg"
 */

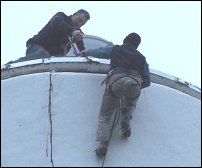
xmin=25 ymin=44 xmax=50 ymax=60
xmin=96 ymin=75 xmax=140 ymax=156
xmin=97 ymin=76 xmax=131 ymax=142
xmin=5 ymin=44 xmax=50 ymax=64
xmin=96 ymin=75 xmax=130 ymax=156
xmin=97 ymin=89 xmax=120 ymax=142
xmin=96 ymin=87 xmax=120 ymax=156
xmin=121 ymin=77 xmax=141 ymax=137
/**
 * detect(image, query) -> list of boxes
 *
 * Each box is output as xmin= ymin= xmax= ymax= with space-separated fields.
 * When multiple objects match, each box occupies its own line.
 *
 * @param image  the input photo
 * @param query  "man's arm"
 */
xmin=50 ymin=12 xmax=74 ymax=36
xmin=141 ymin=60 xmax=151 ymax=89
xmin=85 ymin=43 xmax=114 ymax=59
xmin=75 ymin=30 xmax=85 ymax=51
xmin=76 ymin=40 xmax=85 ymax=51
xmin=50 ymin=12 xmax=85 ymax=51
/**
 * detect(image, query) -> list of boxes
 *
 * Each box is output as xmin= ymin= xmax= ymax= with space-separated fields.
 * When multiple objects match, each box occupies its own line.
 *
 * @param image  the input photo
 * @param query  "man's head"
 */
xmin=123 ymin=33 xmax=141 ymax=48
xmin=71 ymin=9 xmax=90 ymax=29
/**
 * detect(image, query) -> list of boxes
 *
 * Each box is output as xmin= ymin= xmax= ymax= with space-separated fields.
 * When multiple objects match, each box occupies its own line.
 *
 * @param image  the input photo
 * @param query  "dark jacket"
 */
xmin=26 ymin=12 xmax=85 ymax=55
xmin=87 ymin=44 xmax=151 ymax=88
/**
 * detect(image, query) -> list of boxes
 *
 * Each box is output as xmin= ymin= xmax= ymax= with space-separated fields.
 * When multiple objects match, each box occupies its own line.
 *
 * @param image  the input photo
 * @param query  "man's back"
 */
xmin=26 ymin=12 xmax=73 ymax=55
xmin=110 ymin=44 xmax=145 ymax=71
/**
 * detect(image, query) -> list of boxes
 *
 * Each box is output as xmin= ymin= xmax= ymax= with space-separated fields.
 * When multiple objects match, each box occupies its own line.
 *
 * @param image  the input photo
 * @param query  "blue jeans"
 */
xmin=25 ymin=44 xmax=50 ymax=60
xmin=6 ymin=44 xmax=50 ymax=64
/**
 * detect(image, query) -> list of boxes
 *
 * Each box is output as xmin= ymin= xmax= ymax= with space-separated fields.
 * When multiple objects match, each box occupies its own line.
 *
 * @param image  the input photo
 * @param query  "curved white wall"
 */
xmin=1 ymin=71 xmax=201 ymax=167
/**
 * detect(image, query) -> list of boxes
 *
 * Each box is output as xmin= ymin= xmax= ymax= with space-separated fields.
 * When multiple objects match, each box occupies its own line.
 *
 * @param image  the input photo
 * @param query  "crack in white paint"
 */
xmin=48 ymin=71 xmax=54 ymax=167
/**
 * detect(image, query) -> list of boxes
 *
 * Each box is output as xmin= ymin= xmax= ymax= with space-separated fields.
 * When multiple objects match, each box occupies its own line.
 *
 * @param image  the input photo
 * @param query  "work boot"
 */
xmin=121 ymin=119 xmax=131 ymax=137
xmin=96 ymin=141 xmax=108 ymax=157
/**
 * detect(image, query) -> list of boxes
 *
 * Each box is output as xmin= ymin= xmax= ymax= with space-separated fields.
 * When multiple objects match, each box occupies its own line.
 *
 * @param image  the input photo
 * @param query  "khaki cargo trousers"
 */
xmin=97 ymin=72 xmax=142 ymax=142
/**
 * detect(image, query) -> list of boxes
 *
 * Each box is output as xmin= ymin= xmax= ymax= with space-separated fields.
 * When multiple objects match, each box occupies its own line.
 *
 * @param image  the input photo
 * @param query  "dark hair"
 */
xmin=123 ymin=33 xmax=141 ymax=47
xmin=74 ymin=9 xmax=90 ymax=20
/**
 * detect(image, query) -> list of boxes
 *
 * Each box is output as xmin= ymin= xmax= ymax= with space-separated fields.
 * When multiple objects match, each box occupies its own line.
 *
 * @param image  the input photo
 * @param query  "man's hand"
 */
xmin=72 ymin=30 xmax=83 ymax=41
xmin=78 ymin=50 xmax=87 ymax=57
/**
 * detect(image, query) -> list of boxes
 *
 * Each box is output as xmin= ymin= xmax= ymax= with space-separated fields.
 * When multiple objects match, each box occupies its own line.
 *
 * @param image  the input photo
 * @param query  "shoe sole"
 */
xmin=121 ymin=121 xmax=131 ymax=137
xmin=96 ymin=146 xmax=107 ymax=157
xmin=122 ymin=129 xmax=131 ymax=137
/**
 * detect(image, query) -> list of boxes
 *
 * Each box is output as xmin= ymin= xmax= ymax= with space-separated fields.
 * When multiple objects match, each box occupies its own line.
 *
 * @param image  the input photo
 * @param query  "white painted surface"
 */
xmin=1 ymin=72 xmax=201 ymax=167
xmin=1 ymin=73 xmax=52 ymax=167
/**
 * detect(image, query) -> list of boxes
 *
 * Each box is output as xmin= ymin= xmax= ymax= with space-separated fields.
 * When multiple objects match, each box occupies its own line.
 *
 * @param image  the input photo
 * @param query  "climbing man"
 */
xmin=79 ymin=32 xmax=151 ymax=157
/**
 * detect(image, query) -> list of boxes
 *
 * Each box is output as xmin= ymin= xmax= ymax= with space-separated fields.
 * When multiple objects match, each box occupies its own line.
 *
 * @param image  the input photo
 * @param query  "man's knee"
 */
xmin=26 ymin=44 xmax=50 ymax=59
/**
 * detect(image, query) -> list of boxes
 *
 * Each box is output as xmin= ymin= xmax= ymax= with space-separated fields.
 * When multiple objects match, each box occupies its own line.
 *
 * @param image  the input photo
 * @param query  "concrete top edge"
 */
xmin=1 ymin=57 xmax=201 ymax=100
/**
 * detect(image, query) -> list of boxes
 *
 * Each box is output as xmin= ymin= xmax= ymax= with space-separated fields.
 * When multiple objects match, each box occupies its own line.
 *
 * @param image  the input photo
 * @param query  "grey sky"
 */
xmin=1 ymin=1 xmax=201 ymax=88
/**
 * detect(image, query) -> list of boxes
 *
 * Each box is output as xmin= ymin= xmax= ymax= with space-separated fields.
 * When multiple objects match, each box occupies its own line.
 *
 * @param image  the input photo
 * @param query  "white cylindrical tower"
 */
xmin=1 ymin=35 xmax=201 ymax=167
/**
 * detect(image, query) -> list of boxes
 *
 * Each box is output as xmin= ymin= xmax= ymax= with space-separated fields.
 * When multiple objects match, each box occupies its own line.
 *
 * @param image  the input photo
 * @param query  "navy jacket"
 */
xmin=26 ymin=12 xmax=85 ymax=55
xmin=87 ymin=44 xmax=151 ymax=88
